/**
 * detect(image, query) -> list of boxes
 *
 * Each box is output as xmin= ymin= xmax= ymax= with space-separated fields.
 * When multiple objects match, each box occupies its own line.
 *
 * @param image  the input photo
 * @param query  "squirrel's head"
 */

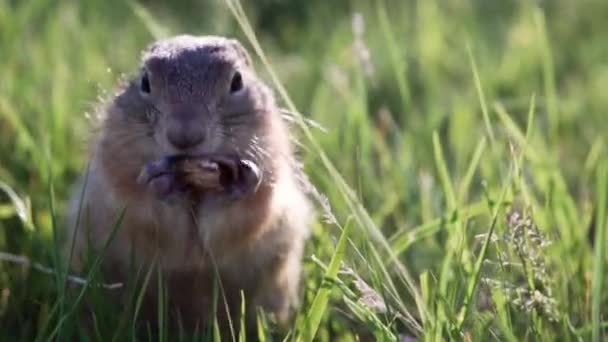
xmin=105 ymin=35 xmax=280 ymax=159
xmin=98 ymin=35 xmax=288 ymax=199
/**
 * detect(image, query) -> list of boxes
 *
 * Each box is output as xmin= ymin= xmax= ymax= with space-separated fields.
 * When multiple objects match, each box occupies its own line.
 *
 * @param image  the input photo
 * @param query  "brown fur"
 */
xmin=65 ymin=35 xmax=312 ymax=333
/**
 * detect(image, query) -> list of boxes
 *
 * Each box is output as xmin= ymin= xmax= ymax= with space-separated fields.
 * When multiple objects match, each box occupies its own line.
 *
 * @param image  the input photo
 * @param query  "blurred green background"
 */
xmin=1 ymin=0 xmax=608 ymax=340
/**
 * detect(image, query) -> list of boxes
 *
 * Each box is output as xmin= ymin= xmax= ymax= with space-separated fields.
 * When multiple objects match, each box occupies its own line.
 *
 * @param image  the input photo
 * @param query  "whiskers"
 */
xmin=110 ymin=129 xmax=155 ymax=149
xmin=220 ymin=111 xmax=252 ymax=128
xmin=247 ymin=135 xmax=272 ymax=161
xmin=217 ymin=129 xmax=276 ymax=180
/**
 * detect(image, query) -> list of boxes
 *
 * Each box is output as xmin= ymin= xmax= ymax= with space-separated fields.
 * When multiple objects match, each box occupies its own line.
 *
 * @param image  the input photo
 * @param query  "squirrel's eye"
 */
xmin=230 ymin=71 xmax=243 ymax=93
xmin=140 ymin=72 xmax=151 ymax=94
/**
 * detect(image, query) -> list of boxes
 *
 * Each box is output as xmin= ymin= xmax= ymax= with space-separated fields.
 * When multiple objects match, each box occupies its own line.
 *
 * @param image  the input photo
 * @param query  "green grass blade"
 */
xmin=457 ymin=138 xmax=486 ymax=204
xmin=45 ymin=207 xmax=127 ymax=341
xmin=157 ymin=266 xmax=166 ymax=342
xmin=493 ymin=102 xmax=540 ymax=162
xmin=131 ymin=258 xmax=157 ymax=340
xmin=46 ymin=149 xmax=67 ymax=339
xmin=297 ymin=220 xmax=353 ymax=342
xmin=376 ymin=0 xmax=411 ymax=110
xmin=65 ymin=163 xmax=91 ymax=286
xmin=128 ymin=1 xmax=170 ymax=40
xmin=466 ymin=41 xmax=495 ymax=146
xmin=456 ymin=171 xmax=512 ymax=330
xmin=433 ymin=132 xmax=456 ymax=210
xmin=0 ymin=180 xmax=32 ymax=229
xmin=592 ymin=162 xmax=607 ymax=342
xmin=256 ymin=307 xmax=268 ymax=342
xmin=491 ymin=290 xmax=518 ymax=342
xmin=533 ymin=7 xmax=558 ymax=145
xmin=389 ymin=201 xmax=488 ymax=256
xmin=238 ymin=291 xmax=246 ymax=342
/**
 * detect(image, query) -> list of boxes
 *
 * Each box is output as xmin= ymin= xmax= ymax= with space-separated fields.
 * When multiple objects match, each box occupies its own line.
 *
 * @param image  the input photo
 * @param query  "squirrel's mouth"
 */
xmin=137 ymin=154 xmax=261 ymax=200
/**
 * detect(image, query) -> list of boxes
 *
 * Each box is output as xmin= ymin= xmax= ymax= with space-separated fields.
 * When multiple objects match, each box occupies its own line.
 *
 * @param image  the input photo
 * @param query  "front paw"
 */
xmin=224 ymin=159 xmax=262 ymax=200
xmin=137 ymin=155 xmax=262 ymax=201
xmin=137 ymin=157 xmax=187 ymax=201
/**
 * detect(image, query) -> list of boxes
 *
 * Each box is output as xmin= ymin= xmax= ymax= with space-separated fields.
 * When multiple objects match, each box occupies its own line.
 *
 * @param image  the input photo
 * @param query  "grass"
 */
xmin=1 ymin=0 xmax=608 ymax=340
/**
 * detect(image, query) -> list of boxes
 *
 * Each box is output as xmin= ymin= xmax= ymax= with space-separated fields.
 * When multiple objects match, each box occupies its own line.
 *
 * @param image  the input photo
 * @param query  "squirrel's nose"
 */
xmin=167 ymin=129 xmax=205 ymax=151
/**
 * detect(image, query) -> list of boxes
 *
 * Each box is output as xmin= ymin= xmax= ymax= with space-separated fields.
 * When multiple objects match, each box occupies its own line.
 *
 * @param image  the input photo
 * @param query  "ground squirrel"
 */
xmin=66 ymin=35 xmax=313 ymax=330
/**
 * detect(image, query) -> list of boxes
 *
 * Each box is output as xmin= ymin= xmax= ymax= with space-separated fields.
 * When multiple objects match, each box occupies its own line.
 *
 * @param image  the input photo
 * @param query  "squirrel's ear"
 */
xmin=229 ymin=39 xmax=253 ymax=68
